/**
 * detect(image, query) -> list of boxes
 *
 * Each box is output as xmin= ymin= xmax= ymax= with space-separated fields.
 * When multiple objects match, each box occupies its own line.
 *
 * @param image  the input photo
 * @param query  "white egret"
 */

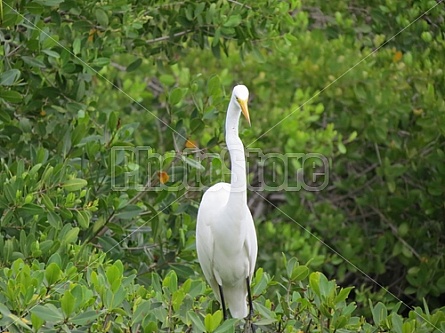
xmin=196 ymin=85 xmax=258 ymax=322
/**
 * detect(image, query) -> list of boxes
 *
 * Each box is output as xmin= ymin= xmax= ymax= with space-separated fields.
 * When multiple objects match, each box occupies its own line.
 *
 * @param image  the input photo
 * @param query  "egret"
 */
xmin=196 ymin=85 xmax=258 ymax=323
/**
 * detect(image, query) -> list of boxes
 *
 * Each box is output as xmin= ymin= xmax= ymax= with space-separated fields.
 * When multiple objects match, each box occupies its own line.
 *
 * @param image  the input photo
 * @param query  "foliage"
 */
xmin=1 ymin=256 xmax=444 ymax=332
xmin=279 ymin=0 xmax=445 ymax=311
xmin=0 ymin=0 xmax=444 ymax=331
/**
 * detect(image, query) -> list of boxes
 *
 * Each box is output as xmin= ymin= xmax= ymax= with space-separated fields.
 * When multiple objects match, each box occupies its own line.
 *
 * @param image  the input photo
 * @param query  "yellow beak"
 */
xmin=238 ymin=99 xmax=250 ymax=126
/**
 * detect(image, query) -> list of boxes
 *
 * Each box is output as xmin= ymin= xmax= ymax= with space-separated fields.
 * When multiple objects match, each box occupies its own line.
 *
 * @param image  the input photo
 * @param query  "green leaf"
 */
xmin=131 ymin=300 xmax=151 ymax=324
xmin=3 ymin=239 xmax=13 ymax=261
xmin=291 ymin=265 xmax=309 ymax=281
xmin=0 ymin=69 xmax=21 ymax=86
xmin=41 ymin=194 xmax=55 ymax=211
xmin=126 ymin=58 xmax=142 ymax=72
xmin=333 ymin=315 xmax=348 ymax=329
xmin=335 ymin=286 xmax=353 ymax=304
xmin=91 ymin=57 xmax=110 ymax=67
xmin=31 ymin=313 xmax=44 ymax=331
xmin=76 ymin=78 xmax=86 ymax=100
xmin=159 ymin=74 xmax=175 ymax=86
xmin=421 ymin=31 xmax=433 ymax=43
xmin=171 ymin=264 xmax=195 ymax=280
xmin=207 ymin=75 xmax=221 ymax=98
xmin=0 ymin=108 xmax=12 ymax=122
xmin=391 ymin=313 xmax=403 ymax=333
xmin=62 ymin=178 xmax=88 ymax=192
xmin=252 ymin=47 xmax=265 ymax=63
xmin=318 ymin=273 xmax=332 ymax=298
xmin=224 ymin=14 xmax=242 ymax=28
xmin=45 ymin=262 xmax=61 ymax=285
xmin=205 ymin=310 xmax=223 ymax=332
xmin=4 ymin=183 xmax=16 ymax=203
xmin=71 ymin=310 xmax=101 ymax=325
xmin=31 ymin=304 xmax=64 ymax=323
xmin=347 ymin=131 xmax=357 ymax=142
xmin=309 ymin=272 xmax=321 ymax=297
xmin=371 ymin=302 xmax=388 ymax=326
xmin=285 ymin=256 xmax=295 ymax=278
xmin=1 ymin=13 xmax=19 ymax=27
xmin=71 ymin=122 xmax=88 ymax=146
xmin=33 ymin=0 xmax=64 ymax=6
xmin=115 ymin=205 xmax=142 ymax=220
xmin=105 ymin=287 xmax=126 ymax=309
xmin=21 ymin=56 xmax=46 ymax=68
xmin=108 ymin=111 xmax=119 ymax=131
xmin=97 ymin=235 xmax=120 ymax=253
xmin=213 ymin=28 xmax=221 ymax=47
xmin=47 ymin=211 xmax=62 ymax=228
xmin=4 ymin=312 xmax=32 ymax=330
xmin=0 ymin=89 xmax=23 ymax=103
xmin=95 ymin=8 xmax=109 ymax=27
xmin=18 ymin=203 xmax=45 ymax=217
xmin=172 ymin=289 xmax=186 ymax=312
xmin=76 ymin=210 xmax=91 ymax=229
xmin=61 ymin=290 xmax=76 ymax=317
xmin=106 ymin=264 xmax=122 ymax=293
xmin=29 ymin=163 xmax=43 ymax=176
xmin=181 ymin=155 xmax=205 ymax=171
xmin=62 ymin=129 xmax=71 ymax=157
xmin=24 ymin=2 xmax=44 ymax=14
xmin=188 ymin=311 xmax=206 ymax=332
xmin=42 ymin=49 xmax=60 ymax=58
xmin=436 ymin=275 xmax=445 ymax=293
xmin=73 ymin=38 xmax=81 ymax=55
xmin=163 ymin=270 xmax=178 ymax=292
xmin=213 ymin=319 xmax=238 ymax=333
xmin=253 ymin=318 xmax=276 ymax=326
xmin=190 ymin=118 xmax=205 ymax=133
xmin=47 ymin=252 xmax=62 ymax=267
xmin=0 ymin=303 xmax=11 ymax=317
xmin=338 ymin=141 xmax=346 ymax=154
xmin=64 ymin=227 xmax=79 ymax=244
xmin=169 ymin=87 xmax=187 ymax=105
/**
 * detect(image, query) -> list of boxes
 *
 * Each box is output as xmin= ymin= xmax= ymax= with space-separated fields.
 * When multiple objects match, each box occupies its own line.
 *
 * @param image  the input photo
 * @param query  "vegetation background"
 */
xmin=0 ymin=0 xmax=444 ymax=332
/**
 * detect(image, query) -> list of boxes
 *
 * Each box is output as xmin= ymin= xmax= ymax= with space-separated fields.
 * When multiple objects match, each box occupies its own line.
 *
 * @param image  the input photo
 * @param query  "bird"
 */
xmin=196 ymin=85 xmax=258 ymax=323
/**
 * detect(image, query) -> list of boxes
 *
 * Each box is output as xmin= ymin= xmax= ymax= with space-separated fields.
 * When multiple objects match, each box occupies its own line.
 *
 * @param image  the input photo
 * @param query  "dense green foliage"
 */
xmin=0 ymin=0 xmax=444 ymax=331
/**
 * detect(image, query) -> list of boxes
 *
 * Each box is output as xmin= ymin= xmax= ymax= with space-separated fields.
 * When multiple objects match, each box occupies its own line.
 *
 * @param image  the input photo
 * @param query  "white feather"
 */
xmin=196 ymin=85 xmax=258 ymax=319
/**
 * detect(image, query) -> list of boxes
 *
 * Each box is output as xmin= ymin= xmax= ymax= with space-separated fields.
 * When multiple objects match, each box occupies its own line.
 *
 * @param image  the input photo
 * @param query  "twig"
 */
xmin=371 ymin=207 xmax=421 ymax=261
xmin=111 ymin=61 xmax=126 ymax=71
xmin=146 ymin=30 xmax=192 ymax=44
xmin=374 ymin=143 xmax=382 ymax=166
xmin=227 ymin=0 xmax=252 ymax=9
xmin=328 ymin=175 xmax=378 ymax=203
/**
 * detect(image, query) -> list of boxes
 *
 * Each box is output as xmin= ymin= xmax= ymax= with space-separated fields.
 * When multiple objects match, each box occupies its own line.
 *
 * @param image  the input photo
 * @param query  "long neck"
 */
xmin=225 ymin=98 xmax=247 ymax=206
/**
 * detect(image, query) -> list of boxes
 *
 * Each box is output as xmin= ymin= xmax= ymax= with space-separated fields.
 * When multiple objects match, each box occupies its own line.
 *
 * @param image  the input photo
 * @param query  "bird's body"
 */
xmin=196 ymin=85 xmax=258 ymax=319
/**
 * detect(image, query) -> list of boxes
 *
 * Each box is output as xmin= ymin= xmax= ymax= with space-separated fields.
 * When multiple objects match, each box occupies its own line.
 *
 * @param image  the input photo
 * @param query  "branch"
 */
xmin=371 ymin=207 xmax=421 ymax=261
xmin=110 ymin=61 xmax=126 ymax=71
xmin=227 ymin=0 xmax=252 ymax=9
xmin=146 ymin=30 xmax=193 ymax=44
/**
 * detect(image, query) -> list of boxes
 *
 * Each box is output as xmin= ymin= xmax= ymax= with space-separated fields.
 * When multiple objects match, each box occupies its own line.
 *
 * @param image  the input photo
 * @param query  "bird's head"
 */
xmin=232 ymin=85 xmax=250 ymax=125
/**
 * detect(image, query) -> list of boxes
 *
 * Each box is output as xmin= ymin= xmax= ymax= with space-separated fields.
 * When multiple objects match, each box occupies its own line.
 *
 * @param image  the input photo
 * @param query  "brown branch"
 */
xmin=328 ymin=174 xmax=379 ymax=203
xmin=371 ymin=207 xmax=421 ymax=261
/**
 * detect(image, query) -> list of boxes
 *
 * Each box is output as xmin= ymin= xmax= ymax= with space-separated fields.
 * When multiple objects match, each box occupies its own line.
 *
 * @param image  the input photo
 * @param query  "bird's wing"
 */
xmin=245 ymin=210 xmax=258 ymax=280
xmin=196 ymin=194 xmax=222 ymax=302
xmin=225 ymin=209 xmax=257 ymax=319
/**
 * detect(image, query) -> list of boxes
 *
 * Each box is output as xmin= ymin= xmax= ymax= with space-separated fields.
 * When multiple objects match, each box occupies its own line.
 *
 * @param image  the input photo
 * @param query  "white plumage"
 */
xmin=196 ymin=85 xmax=258 ymax=319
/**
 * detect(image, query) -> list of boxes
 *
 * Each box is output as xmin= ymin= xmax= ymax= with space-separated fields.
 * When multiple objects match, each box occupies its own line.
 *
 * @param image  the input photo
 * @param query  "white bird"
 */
xmin=196 ymin=85 xmax=258 ymax=321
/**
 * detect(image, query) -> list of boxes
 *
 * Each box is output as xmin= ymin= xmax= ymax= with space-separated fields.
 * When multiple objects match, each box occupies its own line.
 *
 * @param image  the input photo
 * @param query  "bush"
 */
xmin=0 ymin=0 xmax=444 ymax=331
